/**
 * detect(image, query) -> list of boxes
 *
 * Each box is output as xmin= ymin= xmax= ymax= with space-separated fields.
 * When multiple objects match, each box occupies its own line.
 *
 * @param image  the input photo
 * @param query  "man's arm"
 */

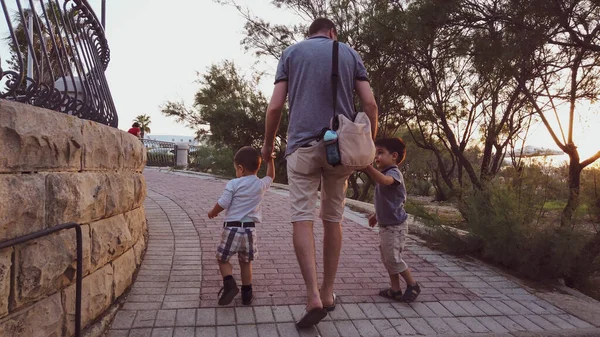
xmin=362 ymin=165 xmax=395 ymax=186
xmin=355 ymin=80 xmax=378 ymax=140
xmin=262 ymin=82 xmax=288 ymax=161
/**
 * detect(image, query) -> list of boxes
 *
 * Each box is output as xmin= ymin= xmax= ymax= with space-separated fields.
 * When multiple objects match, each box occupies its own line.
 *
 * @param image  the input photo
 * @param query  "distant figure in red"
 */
xmin=128 ymin=122 xmax=141 ymax=138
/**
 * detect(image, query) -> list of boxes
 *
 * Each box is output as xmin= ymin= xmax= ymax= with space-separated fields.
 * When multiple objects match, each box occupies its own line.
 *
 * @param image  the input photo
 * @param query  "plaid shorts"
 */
xmin=216 ymin=227 xmax=258 ymax=263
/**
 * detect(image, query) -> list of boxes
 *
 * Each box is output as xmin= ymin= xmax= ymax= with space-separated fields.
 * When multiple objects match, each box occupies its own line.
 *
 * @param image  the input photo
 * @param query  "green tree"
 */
xmin=161 ymin=61 xmax=289 ymax=181
xmin=133 ymin=114 xmax=151 ymax=139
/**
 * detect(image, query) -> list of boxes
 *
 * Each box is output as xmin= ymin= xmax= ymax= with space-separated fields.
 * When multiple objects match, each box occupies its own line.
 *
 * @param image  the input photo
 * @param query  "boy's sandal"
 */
xmin=400 ymin=283 xmax=421 ymax=303
xmin=296 ymin=307 xmax=328 ymax=328
xmin=323 ymin=293 xmax=337 ymax=312
xmin=378 ymin=288 xmax=403 ymax=301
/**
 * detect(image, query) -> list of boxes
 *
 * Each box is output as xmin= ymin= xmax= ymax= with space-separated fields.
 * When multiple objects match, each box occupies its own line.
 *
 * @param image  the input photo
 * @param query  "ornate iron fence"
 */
xmin=143 ymin=139 xmax=176 ymax=167
xmin=0 ymin=0 xmax=117 ymax=127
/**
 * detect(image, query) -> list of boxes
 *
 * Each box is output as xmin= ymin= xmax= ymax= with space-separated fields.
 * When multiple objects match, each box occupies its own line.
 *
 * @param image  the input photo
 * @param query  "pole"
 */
xmin=101 ymin=0 xmax=106 ymax=29
xmin=27 ymin=11 xmax=34 ymax=79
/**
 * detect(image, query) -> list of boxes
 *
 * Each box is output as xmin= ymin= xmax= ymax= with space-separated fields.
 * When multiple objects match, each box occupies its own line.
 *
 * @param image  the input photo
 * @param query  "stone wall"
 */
xmin=0 ymin=100 xmax=147 ymax=336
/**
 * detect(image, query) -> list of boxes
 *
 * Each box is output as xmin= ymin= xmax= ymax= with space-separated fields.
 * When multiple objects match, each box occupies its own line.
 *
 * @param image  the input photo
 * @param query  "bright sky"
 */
xmin=96 ymin=0 xmax=296 ymax=137
xmin=1 ymin=1 xmax=598 ymax=165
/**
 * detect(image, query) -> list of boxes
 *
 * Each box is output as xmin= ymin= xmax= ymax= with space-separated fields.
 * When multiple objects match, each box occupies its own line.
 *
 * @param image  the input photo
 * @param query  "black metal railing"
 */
xmin=143 ymin=139 xmax=177 ymax=167
xmin=0 ymin=0 xmax=117 ymax=127
xmin=0 ymin=222 xmax=83 ymax=337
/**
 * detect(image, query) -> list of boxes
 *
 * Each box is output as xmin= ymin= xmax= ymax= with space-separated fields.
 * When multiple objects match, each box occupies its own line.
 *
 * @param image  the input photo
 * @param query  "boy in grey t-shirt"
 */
xmin=362 ymin=138 xmax=421 ymax=302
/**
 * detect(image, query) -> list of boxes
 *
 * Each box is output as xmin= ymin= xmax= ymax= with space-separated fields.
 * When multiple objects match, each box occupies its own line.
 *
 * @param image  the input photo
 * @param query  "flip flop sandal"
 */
xmin=378 ymin=288 xmax=402 ymax=301
xmin=296 ymin=307 xmax=328 ymax=328
xmin=323 ymin=293 xmax=337 ymax=312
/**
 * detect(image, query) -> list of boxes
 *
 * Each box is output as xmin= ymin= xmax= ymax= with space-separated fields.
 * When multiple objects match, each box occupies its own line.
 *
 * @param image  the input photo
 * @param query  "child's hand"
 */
xmin=368 ymin=214 xmax=377 ymax=227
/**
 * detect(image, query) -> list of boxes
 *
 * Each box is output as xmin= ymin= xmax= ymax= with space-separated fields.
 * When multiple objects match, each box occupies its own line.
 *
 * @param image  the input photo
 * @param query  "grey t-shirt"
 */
xmin=274 ymin=36 xmax=369 ymax=156
xmin=374 ymin=166 xmax=409 ymax=227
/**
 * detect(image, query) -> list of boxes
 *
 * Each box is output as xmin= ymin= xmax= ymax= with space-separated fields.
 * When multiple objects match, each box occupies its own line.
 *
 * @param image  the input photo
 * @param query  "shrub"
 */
xmin=458 ymin=178 xmax=588 ymax=280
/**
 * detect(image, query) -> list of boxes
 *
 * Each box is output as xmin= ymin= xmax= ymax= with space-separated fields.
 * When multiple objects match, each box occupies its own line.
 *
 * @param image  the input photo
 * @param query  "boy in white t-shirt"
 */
xmin=208 ymin=146 xmax=274 ymax=306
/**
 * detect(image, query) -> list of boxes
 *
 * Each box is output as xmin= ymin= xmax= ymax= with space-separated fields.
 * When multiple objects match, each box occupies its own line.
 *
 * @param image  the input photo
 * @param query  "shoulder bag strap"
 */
xmin=331 ymin=40 xmax=340 ymax=130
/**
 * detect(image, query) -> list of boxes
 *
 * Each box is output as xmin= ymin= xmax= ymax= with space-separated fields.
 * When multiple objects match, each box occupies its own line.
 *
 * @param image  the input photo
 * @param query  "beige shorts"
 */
xmin=287 ymin=140 xmax=354 ymax=223
xmin=379 ymin=225 xmax=408 ymax=274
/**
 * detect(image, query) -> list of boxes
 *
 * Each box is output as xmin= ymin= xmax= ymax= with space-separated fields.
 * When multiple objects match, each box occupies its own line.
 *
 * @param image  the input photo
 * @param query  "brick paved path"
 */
xmin=106 ymin=169 xmax=599 ymax=337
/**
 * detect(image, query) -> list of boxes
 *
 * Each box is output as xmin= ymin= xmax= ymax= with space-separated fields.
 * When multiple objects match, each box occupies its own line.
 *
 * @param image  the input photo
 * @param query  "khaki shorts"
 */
xmin=287 ymin=141 xmax=354 ymax=223
xmin=379 ymin=225 xmax=408 ymax=274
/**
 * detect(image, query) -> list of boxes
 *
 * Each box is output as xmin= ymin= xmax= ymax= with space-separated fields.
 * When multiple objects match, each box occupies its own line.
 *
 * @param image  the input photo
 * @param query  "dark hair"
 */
xmin=375 ymin=138 xmax=407 ymax=164
xmin=308 ymin=18 xmax=336 ymax=36
xmin=132 ymin=122 xmax=140 ymax=128
xmin=234 ymin=146 xmax=261 ymax=172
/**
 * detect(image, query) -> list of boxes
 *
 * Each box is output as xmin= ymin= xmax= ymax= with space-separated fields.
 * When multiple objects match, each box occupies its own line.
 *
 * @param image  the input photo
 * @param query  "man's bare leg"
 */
xmin=320 ymin=220 xmax=342 ymax=306
xmin=293 ymin=220 xmax=322 ymax=311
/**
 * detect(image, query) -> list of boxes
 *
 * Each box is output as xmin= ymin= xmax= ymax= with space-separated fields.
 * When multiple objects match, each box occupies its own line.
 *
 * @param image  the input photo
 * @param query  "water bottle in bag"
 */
xmin=323 ymin=130 xmax=341 ymax=166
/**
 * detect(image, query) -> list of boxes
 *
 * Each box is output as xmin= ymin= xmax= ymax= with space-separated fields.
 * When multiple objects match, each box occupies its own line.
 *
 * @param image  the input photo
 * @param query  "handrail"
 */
xmin=0 ymin=222 xmax=83 ymax=337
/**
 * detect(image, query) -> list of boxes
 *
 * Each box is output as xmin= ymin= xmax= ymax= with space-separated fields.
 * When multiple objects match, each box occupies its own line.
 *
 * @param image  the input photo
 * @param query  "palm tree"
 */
xmin=133 ymin=114 xmax=151 ymax=139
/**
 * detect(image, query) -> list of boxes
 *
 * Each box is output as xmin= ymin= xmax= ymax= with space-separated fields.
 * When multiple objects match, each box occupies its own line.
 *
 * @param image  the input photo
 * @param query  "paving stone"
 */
xmin=236 ymin=307 xmax=255 ymax=324
xmin=162 ymin=301 xmax=199 ymax=309
xmin=334 ymin=321 xmax=361 ymax=337
xmin=256 ymin=324 xmax=279 ymax=337
xmin=130 ymin=328 xmax=153 ymax=337
xmin=524 ymin=315 xmax=559 ymax=330
xmin=272 ymin=306 xmax=294 ymax=322
xmin=558 ymin=314 xmax=595 ymax=329
xmin=459 ymin=317 xmax=490 ymax=333
xmin=456 ymin=301 xmax=486 ymax=316
xmin=155 ymin=310 xmax=177 ymax=327
xmin=473 ymin=300 xmax=502 ymax=316
xmin=106 ymin=330 xmax=129 ymax=337
xmin=237 ymin=324 xmax=259 ymax=337
xmin=533 ymin=300 xmax=565 ymax=314
xmin=509 ymin=315 xmax=544 ymax=331
xmin=195 ymin=327 xmax=217 ymax=337
xmin=111 ymin=310 xmax=137 ymax=329
xmin=424 ymin=317 xmax=454 ymax=334
xmin=442 ymin=317 xmax=472 ymax=333
xmin=197 ymin=308 xmax=216 ymax=326
xmin=316 ymin=321 xmax=341 ymax=337
xmin=486 ymin=300 xmax=519 ymax=315
xmin=124 ymin=302 xmax=163 ymax=310
xmin=151 ymin=328 xmax=174 ymax=337
xmin=328 ymin=305 xmax=350 ymax=320
xmin=288 ymin=305 xmax=304 ymax=322
xmin=501 ymin=300 xmax=536 ymax=315
xmin=424 ymin=302 xmax=453 ymax=317
xmin=406 ymin=317 xmax=436 ymax=335
xmin=371 ymin=319 xmax=400 ymax=337
xmin=341 ymin=303 xmax=367 ymax=319
xmin=356 ymin=303 xmax=385 ymax=319
xmin=254 ymin=307 xmax=275 ymax=323
xmin=409 ymin=302 xmax=436 ymax=317
xmin=493 ymin=316 xmax=525 ymax=332
xmin=388 ymin=318 xmax=417 ymax=335
xmin=476 ymin=316 xmax=510 ymax=333
xmin=276 ymin=323 xmax=300 ymax=337
xmin=216 ymin=325 xmax=237 ymax=337
xmin=216 ymin=308 xmax=236 ymax=325
xmin=439 ymin=301 xmax=470 ymax=316
xmin=133 ymin=310 xmax=157 ymax=328
xmin=352 ymin=320 xmax=379 ymax=337
xmin=542 ymin=314 xmax=577 ymax=329
xmin=176 ymin=309 xmax=196 ymax=326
